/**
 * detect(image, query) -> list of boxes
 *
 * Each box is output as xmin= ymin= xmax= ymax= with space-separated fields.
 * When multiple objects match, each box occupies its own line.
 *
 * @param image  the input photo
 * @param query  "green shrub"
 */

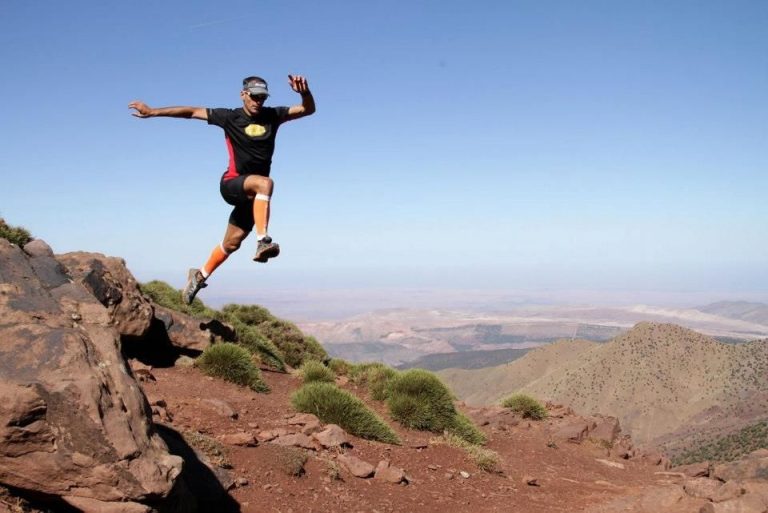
xmin=366 ymin=365 xmax=399 ymax=401
xmin=386 ymin=369 xmax=457 ymax=432
xmin=140 ymin=280 xmax=217 ymax=318
xmin=448 ymin=412 xmax=487 ymax=445
xmin=0 ymin=219 xmax=32 ymax=246
xmin=229 ymin=319 xmax=286 ymax=372
xmin=221 ymin=304 xmax=275 ymax=325
xmin=256 ymin=318 xmax=328 ymax=368
xmin=300 ymin=360 xmax=336 ymax=384
xmin=501 ymin=393 xmax=548 ymax=420
xmin=291 ymin=382 xmax=399 ymax=444
xmin=221 ymin=304 xmax=327 ymax=368
xmin=328 ymin=358 xmax=352 ymax=376
xmin=197 ymin=343 xmax=269 ymax=392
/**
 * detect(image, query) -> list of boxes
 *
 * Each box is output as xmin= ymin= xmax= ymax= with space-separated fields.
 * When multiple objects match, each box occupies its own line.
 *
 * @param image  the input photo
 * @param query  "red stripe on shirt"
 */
xmin=222 ymin=135 xmax=238 ymax=181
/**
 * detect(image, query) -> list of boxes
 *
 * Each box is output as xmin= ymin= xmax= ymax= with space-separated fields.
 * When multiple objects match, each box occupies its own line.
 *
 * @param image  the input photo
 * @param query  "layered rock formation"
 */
xmin=0 ymin=239 xmax=210 ymax=512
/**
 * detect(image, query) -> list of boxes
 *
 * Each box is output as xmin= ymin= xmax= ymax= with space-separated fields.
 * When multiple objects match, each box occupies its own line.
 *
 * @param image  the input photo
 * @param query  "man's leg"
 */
xmin=243 ymin=175 xmax=280 ymax=262
xmin=182 ymin=223 xmax=248 ymax=305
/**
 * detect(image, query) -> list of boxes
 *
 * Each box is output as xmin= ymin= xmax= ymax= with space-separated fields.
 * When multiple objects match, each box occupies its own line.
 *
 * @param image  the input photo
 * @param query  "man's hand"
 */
xmin=128 ymin=101 xmax=153 ymax=118
xmin=288 ymin=75 xmax=310 ymax=95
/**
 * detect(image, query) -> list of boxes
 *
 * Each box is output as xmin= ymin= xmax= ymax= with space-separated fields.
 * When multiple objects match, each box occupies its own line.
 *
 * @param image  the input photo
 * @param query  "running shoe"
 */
xmin=181 ymin=268 xmax=207 ymax=305
xmin=253 ymin=236 xmax=280 ymax=263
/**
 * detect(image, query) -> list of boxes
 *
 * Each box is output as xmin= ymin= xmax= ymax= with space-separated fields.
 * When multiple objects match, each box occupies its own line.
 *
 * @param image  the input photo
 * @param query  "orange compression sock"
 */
xmin=253 ymin=193 xmax=271 ymax=240
xmin=200 ymin=243 xmax=230 ymax=278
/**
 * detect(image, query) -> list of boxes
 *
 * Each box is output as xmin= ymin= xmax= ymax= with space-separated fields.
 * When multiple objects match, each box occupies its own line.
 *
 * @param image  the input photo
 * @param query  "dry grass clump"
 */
xmin=196 ymin=343 xmax=269 ymax=393
xmin=291 ymin=382 xmax=400 ymax=444
xmin=182 ymin=430 xmax=231 ymax=468
xmin=265 ymin=445 xmax=308 ymax=476
xmin=501 ymin=393 xmax=548 ymax=420
xmin=300 ymin=360 xmax=336 ymax=384
xmin=437 ymin=433 xmax=500 ymax=473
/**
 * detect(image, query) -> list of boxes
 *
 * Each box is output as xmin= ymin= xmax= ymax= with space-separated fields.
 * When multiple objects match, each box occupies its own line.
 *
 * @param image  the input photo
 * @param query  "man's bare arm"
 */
xmin=284 ymin=75 xmax=316 ymax=122
xmin=128 ymin=101 xmax=208 ymax=120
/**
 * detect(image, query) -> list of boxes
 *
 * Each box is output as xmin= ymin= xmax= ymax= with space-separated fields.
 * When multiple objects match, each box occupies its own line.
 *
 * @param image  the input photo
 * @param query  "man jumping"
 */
xmin=129 ymin=74 xmax=315 ymax=304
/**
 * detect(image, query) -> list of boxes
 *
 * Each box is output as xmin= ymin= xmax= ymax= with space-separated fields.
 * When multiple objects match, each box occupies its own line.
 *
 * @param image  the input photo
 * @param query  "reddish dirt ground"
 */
xmin=141 ymin=365 xmax=669 ymax=513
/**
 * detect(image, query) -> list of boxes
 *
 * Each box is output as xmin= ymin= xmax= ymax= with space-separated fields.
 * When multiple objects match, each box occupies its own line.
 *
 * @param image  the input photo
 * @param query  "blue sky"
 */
xmin=2 ymin=0 xmax=767 ymax=312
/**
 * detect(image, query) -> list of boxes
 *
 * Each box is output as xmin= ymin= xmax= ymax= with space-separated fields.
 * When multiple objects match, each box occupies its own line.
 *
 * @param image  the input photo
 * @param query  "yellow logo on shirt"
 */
xmin=245 ymin=124 xmax=267 ymax=137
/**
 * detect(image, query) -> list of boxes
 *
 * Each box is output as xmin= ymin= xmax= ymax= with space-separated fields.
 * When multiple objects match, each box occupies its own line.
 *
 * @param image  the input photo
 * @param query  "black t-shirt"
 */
xmin=207 ymin=106 xmax=290 ymax=179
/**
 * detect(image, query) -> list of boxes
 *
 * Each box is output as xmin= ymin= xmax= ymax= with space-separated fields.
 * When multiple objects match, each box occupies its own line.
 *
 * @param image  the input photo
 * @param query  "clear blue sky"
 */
xmin=2 ymin=0 xmax=767 ymax=310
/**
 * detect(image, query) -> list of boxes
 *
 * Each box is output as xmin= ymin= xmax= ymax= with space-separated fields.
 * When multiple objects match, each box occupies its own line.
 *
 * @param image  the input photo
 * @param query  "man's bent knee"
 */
xmin=243 ymin=175 xmax=274 ymax=196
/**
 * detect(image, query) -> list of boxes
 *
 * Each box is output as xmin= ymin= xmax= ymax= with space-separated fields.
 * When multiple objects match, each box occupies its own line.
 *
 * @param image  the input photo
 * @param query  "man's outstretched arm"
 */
xmin=284 ymin=75 xmax=316 ymax=122
xmin=128 ymin=101 xmax=208 ymax=120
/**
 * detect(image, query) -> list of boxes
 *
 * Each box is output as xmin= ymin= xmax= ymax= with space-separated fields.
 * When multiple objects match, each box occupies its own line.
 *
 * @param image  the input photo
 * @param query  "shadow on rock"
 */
xmin=155 ymin=424 xmax=241 ymax=513
xmin=123 ymin=318 xmax=200 ymax=368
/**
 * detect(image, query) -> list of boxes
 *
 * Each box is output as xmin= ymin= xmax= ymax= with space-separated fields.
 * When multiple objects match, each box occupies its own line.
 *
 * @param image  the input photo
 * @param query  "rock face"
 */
xmin=57 ymin=251 xmax=154 ymax=339
xmin=0 ymin=240 xmax=182 ymax=511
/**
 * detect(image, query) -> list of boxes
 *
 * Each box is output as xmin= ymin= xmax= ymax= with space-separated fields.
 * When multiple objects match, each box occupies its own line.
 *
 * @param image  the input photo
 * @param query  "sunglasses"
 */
xmin=248 ymin=93 xmax=268 ymax=102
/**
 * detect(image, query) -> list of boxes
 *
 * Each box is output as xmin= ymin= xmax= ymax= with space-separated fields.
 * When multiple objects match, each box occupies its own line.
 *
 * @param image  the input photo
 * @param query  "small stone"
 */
xmin=235 ymin=477 xmax=249 ymax=488
xmin=523 ymin=475 xmax=540 ymax=486
xmin=460 ymin=471 xmax=470 ymax=479
xmin=427 ymin=464 xmax=439 ymax=471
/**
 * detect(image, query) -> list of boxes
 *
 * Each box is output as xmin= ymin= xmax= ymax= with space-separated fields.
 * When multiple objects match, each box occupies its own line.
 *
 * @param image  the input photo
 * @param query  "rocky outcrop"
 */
xmin=56 ymin=251 xmax=154 ymax=339
xmin=0 ymin=240 xmax=182 ymax=511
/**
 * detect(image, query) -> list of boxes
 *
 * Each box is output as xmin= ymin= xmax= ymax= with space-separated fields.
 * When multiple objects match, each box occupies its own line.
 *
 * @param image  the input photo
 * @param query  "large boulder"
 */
xmin=56 ymin=251 xmax=154 ymax=339
xmin=0 ymin=239 xmax=182 ymax=511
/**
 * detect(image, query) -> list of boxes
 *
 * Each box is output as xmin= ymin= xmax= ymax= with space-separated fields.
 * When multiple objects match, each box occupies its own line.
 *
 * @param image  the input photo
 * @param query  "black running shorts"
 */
xmin=220 ymin=175 xmax=254 ymax=232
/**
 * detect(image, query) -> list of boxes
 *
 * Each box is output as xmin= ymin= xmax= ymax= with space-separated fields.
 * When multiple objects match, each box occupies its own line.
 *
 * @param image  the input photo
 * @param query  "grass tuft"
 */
xmin=196 ymin=343 xmax=269 ymax=392
xmin=291 ymin=382 xmax=399 ymax=444
xmin=300 ymin=360 xmax=336 ymax=384
xmin=386 ymin=369 xmax=458 ymax=432
xmin=501 ymin=393 xmax=548 ymax=420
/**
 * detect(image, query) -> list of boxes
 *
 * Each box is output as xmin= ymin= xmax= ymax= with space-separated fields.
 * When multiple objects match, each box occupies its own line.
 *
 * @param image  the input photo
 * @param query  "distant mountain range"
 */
xmin=301 ymin=302 xmax=768 ymax=367
xmin=696 ymin=301 xmax=768 ymax=326
xmin=438 ymin=322 xmax=768 ymax=452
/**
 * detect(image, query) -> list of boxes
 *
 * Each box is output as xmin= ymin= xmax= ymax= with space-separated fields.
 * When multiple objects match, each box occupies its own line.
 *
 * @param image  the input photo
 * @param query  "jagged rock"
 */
xmin=61 ymin=496 xmax=153 ymax=513
xmin=713 ymin=481 xmax=747 ymax=503
xmin=0 ymin=240 xmax=182 ymax=509
xmin=258 ymin=428 xmax=289 ymax=442
xmin=56 ymin=251 xmax=153 ymax=339
xmin=338 ymin=454 xmax=375 ymax=478
xmin=713 ymin=451 xmax=768 ymax=482
xmin=676 ymin=461 xmax=712 ymax=478
xmin=313 ymin=424 xmax=350 ymax=449
xmin=552 ymin=417 xmax=596 ymax=443
xmin=286 ymin=412 xmax=322 ymax=434
xmin=590 ymin=416 xmax=622 ymax=447
xmin=200 ymin=398 xmax=238 ymax=419
xmin=374 ymin=460 xmax=407 ymax=484
xmin=699 ymin=493 xmax=767 ymax=513
xmin=684 ymin=477 xmax=723 ymax=500
xmin=152 ymin=305 xmax=213 ymax=352
xmin=220 ymin=432 xmax=257 ymax=447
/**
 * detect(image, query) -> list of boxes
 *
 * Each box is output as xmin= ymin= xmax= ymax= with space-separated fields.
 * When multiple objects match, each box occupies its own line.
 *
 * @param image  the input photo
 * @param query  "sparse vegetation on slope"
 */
xmin=672 ymin=420 xmax=768 ymax=465
xmin=502 ymin=393 xmax=548 ymax=420
xmin=291 ymin=382 xmax=400 ymax=444
xmin=197 ymin=343 xmax=269 ymax=392
xmin=0 ymin=218 xmax=32 ymax=246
